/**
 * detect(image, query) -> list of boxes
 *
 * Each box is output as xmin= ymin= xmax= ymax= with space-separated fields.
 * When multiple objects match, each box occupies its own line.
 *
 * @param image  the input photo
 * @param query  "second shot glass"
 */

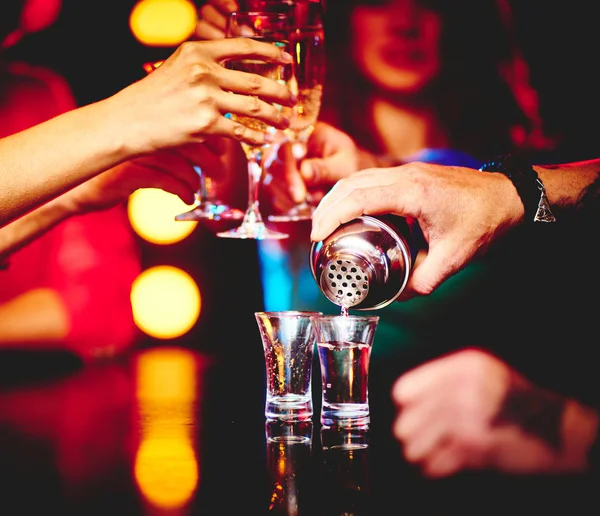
xmin=312 ymin=315 xmax=379 ymax=429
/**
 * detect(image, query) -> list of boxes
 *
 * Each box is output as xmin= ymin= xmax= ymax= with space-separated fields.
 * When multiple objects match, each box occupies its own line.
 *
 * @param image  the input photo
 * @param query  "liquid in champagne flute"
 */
xmin=268 ymin=24 xmax=326 ymax=222
xmin=217 ymin=11 xmax=293 ymax=240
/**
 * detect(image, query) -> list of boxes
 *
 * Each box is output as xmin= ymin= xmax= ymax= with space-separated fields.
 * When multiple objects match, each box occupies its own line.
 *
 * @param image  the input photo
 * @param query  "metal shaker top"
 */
xmin=309 ymin=215 xmax=412 ymax=310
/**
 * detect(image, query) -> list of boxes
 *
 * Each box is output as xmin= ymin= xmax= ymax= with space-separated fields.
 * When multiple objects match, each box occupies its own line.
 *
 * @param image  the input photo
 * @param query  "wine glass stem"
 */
xmin=193 ymin=165 xmax=212 ymax=203
xmin=243 ymin=155 xmax=265 ymax=226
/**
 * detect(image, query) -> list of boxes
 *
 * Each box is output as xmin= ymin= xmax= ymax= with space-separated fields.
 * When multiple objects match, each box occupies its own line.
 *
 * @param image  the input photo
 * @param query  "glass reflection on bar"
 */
xmin=320 ymin=426 xmax=371 ymax=515
xmin=265 ymin=420 xmax=313 ymax=515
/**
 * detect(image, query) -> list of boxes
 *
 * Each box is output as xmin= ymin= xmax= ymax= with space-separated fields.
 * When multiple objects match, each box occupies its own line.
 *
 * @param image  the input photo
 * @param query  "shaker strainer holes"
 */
xmin=325 ymin=259 xmax=369 ymax=306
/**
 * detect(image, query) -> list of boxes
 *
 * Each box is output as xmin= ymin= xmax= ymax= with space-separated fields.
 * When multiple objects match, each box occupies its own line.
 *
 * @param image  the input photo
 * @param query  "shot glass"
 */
xmin=312 ymin=315 xmax=379 ymax=428
xmin=255 ymin=310 xmax=322 ymax=422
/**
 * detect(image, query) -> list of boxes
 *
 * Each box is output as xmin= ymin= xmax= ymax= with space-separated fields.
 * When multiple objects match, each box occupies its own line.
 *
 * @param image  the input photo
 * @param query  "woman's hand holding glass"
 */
xmin=126 ymin=38 xmax=295 ymax=154
xmin=216 ymin=10 xmax=295 ymax=240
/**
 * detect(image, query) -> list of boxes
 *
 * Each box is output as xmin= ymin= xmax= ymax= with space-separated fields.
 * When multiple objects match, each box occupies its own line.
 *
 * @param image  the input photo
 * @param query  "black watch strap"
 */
xmin=479 ymin=154 xmax=556 ymax=224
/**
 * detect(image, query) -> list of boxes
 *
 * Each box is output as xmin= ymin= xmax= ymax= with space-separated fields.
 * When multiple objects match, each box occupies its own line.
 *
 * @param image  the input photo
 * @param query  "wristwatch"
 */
xmin=479 ymin=154 xmax=556 ymax=223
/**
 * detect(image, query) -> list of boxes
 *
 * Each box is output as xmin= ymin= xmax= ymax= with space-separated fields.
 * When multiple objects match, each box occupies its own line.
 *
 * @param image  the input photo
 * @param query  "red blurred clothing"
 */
xmin=0 ymin=60 xmax=141 ymax=360
xmin=0 ymin=206 xmax=142 ymax=359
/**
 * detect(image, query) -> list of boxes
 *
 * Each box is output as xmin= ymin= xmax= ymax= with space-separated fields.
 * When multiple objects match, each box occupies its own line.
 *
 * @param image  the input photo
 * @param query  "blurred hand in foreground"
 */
xmin=392 ymin=349 xmax=598 ymax=477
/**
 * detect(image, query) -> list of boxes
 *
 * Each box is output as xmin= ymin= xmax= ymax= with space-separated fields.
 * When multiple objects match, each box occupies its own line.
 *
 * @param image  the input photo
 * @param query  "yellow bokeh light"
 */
xmin=131 ymin=266 xmax=201 ymax=339
xmin=135 ymin=438 xmax=198 ymax=509
xmin=134 ymin=348 xmax=200 ymax=509
xmin=128 ymin=188 xmax=196 ymax=245
xmin=130 ymin=0 xmax=197 ymax=46
xmin=136 ymin=347 xmax=197 ymax=403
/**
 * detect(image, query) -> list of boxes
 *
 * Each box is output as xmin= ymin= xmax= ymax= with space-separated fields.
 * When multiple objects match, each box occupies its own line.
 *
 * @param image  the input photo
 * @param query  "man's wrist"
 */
xmin=479 ymin=154 xmax=556 ymax=224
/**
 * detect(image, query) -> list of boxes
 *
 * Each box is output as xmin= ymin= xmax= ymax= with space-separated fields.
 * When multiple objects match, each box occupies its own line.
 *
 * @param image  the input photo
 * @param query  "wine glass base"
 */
xmin=175 ymin=203 xmax=244 ymax=222
xmin=216 ymin=223 xmax=289 ymax=240
xmin=268 ymin=203 xmax=315 ymax=222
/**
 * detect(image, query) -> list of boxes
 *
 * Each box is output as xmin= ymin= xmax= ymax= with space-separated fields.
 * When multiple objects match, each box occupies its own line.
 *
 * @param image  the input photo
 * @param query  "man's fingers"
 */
xmin=311 ymin=181 xmax=409 ymax=241
xmin=422 ymin=443 xmax=465 ymax=478
xmin=392 ymin=357 xmax=455 ymax=406
xmin=396 ymin=402 xmax=448 ymax=463
xmin=407 ymin=242 xmax=472 ymax=297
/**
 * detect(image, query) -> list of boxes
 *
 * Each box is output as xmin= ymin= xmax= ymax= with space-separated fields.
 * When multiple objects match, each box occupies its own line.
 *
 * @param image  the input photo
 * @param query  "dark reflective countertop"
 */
xmin=1 ymin=341 xmax=599 ymax=516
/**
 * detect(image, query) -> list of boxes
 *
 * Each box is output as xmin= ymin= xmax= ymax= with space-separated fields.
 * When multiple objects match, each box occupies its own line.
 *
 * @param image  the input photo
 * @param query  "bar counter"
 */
xmin=1 ymin=336 xmax=598 ymax=516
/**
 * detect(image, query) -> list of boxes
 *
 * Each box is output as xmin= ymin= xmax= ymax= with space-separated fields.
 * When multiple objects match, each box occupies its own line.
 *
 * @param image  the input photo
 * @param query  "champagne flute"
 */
xmin=142 ymin=61 xmax=244 ymax=222
xmin=268 ymin=6 xmax=325 ymax=222
xmin=216 ymin=10 xmax=292 ymax=240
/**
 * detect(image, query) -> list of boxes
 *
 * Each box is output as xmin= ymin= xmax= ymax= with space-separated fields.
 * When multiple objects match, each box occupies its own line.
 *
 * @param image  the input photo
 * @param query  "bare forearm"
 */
xmin=0 ymin=195 xmax=77 ymax=262
xmin=0 ymin=96 xmax=131 ymax=227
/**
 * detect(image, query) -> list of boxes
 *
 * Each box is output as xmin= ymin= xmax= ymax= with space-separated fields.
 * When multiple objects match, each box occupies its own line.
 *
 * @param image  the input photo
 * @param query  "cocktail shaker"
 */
xmin=309 ymin=215 xmax=416 ymax=310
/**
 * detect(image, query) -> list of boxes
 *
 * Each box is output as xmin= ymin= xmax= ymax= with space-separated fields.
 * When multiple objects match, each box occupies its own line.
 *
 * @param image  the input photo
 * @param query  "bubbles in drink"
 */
xmin=264 ymin=339 xmax=312 ymax=396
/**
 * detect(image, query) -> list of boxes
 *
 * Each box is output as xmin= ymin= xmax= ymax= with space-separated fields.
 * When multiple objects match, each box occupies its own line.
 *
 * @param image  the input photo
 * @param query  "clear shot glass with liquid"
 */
xmin=312 ymin=314 xmax=379 ymax=429
xmin=255 ymin=311 xmax=322 ymax=422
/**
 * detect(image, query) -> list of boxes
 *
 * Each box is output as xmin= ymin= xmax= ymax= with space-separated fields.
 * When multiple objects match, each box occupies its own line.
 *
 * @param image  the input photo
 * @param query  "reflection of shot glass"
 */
xmin=265 ymin=420 xmax=313 ymax=514
xmin=255 ymin=311 xmax=322 ymax=422
xmin=313 ymin=315 xmax=379 ymax=428
xmin=320 ymin=426 xmax=371 ymax=514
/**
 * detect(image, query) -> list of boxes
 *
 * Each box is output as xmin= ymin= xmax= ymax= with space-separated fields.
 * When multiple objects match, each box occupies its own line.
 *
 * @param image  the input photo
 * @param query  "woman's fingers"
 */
xmin=206 ymin=115 xmax=276 ymax=147
xmin=219 ymin=68 xmax=296 ymax=107
xmin=208 ymin=37 xmax=293 ymax=67
xmin=217 ymin=91 xmax=290 ymax=128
